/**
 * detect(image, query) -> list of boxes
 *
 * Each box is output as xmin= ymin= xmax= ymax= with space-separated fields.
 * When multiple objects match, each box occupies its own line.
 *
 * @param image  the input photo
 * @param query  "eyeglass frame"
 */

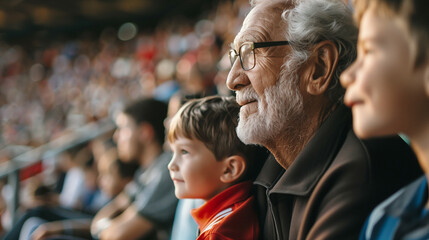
xmin=229 ymin=41 xmax=290 ymax=71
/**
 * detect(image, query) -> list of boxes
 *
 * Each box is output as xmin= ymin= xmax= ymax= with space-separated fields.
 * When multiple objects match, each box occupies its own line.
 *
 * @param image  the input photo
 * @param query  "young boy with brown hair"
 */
xmin=167 ymin=95 xmax=267 ymax=240
xmin=340 ymin=0 xmax=429 ymax=239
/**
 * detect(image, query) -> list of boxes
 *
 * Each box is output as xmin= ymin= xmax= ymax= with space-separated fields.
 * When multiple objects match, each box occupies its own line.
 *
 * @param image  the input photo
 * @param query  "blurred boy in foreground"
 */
xmin=341 ymin=0 xmax=429 ymax=238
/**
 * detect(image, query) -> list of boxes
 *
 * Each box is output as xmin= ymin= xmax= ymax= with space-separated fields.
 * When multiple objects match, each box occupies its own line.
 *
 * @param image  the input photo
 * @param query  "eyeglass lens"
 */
xmin=229 ymin=43 xmax=256 ymax=70
xmin=239 ymin=43 xmax=255 ymax=70
xmin=229 ymin=49 xmax=238 ymax=67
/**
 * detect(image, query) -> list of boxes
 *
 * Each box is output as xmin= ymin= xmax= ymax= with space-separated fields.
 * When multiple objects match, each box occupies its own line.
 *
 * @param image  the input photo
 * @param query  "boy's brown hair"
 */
xmin=168 ymin=95 xmax=267 ymax=181
xmin=354 ymin=0 xmax=429 ymax=67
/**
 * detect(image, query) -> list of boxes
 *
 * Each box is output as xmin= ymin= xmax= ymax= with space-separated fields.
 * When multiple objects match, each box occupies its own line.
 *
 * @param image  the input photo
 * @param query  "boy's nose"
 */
xmin=168 ymin=157 xmax=178 ymax=171
xmin=340 ymin=61 xmax=357 ymax=89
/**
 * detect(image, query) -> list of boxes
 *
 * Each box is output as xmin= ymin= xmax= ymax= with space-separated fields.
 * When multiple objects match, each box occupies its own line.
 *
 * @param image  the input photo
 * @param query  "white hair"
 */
xmin=282 ymin=0 xmax=358 ymax=104
xmin=250 ymin=0 xmax=301 ymax=8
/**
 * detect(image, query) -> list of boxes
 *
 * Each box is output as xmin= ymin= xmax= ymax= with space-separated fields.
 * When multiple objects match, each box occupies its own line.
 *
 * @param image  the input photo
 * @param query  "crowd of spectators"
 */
xmin=0 ymin=0 xmax=250 ymax=235
xmin=0 ymin=0 xmax=250 ymax=159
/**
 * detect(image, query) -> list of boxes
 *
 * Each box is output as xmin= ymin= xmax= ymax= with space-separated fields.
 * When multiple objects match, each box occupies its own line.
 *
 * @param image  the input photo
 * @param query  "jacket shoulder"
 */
xmin=334 ymin=131 xmax=422 ymax=204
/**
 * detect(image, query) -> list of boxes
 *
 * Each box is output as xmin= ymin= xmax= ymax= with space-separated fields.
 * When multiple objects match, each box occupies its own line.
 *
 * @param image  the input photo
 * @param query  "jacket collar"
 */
xmin=255 ymin=104 xmax=352 ymax=196
xmin=191 ymin=181 xmax=253 ymax=231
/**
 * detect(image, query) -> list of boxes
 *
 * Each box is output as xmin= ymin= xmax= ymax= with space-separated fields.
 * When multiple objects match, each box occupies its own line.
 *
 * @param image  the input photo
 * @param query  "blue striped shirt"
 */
xmin=360 ymin=175 xmax=429 ymax=240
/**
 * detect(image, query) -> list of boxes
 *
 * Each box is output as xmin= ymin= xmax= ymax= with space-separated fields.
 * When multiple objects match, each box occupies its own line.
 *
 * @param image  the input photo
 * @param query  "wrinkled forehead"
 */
xmin=233 ymin=0 xmax=293 ymax=48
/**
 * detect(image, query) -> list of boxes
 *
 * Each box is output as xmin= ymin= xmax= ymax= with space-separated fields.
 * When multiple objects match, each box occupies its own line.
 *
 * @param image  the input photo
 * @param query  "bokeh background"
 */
xmin=0 ymin=0 xmax=250 ymax=234
xmin=0 ymin=0 xmax=251 ymax=154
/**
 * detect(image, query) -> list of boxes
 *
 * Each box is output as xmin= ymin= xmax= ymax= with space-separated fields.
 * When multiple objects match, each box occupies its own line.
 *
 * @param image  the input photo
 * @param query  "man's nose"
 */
xmin=226 ymin=59 xmax=248 ymax=91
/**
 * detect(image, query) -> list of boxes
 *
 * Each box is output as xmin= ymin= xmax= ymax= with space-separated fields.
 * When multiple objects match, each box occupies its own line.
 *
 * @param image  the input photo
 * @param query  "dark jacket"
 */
xmin=254 ymin=105 xmax=422 ymax=240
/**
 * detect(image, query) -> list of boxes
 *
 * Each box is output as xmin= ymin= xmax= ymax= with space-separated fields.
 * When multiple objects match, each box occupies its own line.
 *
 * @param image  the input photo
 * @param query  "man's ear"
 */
xmin=219 ymin=155 xmax=246 ymax=184
xmin=301 ymin=40 xmax=339 ymax=96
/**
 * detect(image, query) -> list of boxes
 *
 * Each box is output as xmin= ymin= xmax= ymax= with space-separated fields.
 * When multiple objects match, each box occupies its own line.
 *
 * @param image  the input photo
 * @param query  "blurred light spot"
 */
xmin=155 ymin=59 xmax=175 ymax=80
xmin=118 ymin=22 xmax=138 ymax=41
xmin=29 ymin=63 xmax=45 ymax=82
xmin=195 ymin=19 xmax=214 ymax=37
xmin=53 ymin=55 xmax=70 ymax=73
xmin=111 ymin=58 xmax=132 ymax=78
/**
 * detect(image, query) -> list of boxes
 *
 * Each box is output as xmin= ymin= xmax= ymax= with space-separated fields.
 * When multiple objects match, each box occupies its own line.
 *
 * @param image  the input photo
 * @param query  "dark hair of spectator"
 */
xmin=123 ymin=98 xmax=168 ymax=146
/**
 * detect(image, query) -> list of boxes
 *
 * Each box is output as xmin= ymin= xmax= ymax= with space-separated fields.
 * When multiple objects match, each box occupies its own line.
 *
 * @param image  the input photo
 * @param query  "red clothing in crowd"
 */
xmin=191 ymin=181 xmax=259 ymax=240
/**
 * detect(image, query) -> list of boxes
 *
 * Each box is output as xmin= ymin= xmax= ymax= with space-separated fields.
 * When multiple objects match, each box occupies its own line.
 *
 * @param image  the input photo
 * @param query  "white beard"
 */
xmin=236 ymin=67 xmax=304 ymax=145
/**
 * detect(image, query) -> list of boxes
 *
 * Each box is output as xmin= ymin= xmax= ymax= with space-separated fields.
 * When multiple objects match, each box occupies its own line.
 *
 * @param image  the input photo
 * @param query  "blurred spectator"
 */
xmin=1 ymin=138 xmax=139 ymax=239
xmin=97 ymin=147 xmax=138 ymax=199
xmin=24 ymin=146 xmax=138 ymax=240
xmin=152 ymin=58 xmax=180 ymax=103
xmin=90 ymin=98 xmax=176 ymax=240
xmin=56 ymin=144 xmax=92 ymax=210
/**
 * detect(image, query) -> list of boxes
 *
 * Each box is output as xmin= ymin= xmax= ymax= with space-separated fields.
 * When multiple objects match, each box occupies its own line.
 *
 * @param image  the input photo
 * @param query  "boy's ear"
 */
xmin=300 ymin=40 xmax=339 ymax=96
xmin=219 ymin=155 xmax=246 ymax=184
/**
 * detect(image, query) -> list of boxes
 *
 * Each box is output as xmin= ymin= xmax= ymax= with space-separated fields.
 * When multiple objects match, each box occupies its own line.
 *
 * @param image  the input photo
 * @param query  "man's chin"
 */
xmin=237 ymin=119 xmax=262 ymax=145
xmin=237 ymin=131 xmax=255 ymax=145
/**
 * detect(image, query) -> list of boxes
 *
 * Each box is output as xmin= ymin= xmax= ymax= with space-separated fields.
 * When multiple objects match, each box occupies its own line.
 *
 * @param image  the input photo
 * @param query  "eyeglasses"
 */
xmin=229 ymin=41 xmax=290 ymax=71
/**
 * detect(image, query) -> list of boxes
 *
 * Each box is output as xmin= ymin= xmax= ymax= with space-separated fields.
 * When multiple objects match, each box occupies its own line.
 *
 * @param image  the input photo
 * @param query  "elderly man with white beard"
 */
xmin=226 ymin=0 xmax=422 ymax=239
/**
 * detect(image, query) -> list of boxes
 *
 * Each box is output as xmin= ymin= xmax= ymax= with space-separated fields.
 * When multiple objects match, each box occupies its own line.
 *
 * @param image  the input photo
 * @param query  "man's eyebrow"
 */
xmin=230 ymin=32 xmax=257 ymax=49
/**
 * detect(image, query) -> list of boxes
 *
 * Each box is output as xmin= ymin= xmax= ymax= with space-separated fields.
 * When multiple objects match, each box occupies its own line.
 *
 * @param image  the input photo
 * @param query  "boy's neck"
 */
xmin=410 ymin=128 xmax=429 ymax=172
xmin=203 ymin=183 xmax=237 ymax=202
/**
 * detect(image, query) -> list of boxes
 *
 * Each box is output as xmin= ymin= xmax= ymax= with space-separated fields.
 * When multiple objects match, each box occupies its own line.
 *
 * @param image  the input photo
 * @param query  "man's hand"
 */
xmin=97 ymin=206 xmax=154 ymax=240
xmin=99 ymin=223 xmax=124 ymax=240
xmin=91 ymin=217 xmax=112 ymax=239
